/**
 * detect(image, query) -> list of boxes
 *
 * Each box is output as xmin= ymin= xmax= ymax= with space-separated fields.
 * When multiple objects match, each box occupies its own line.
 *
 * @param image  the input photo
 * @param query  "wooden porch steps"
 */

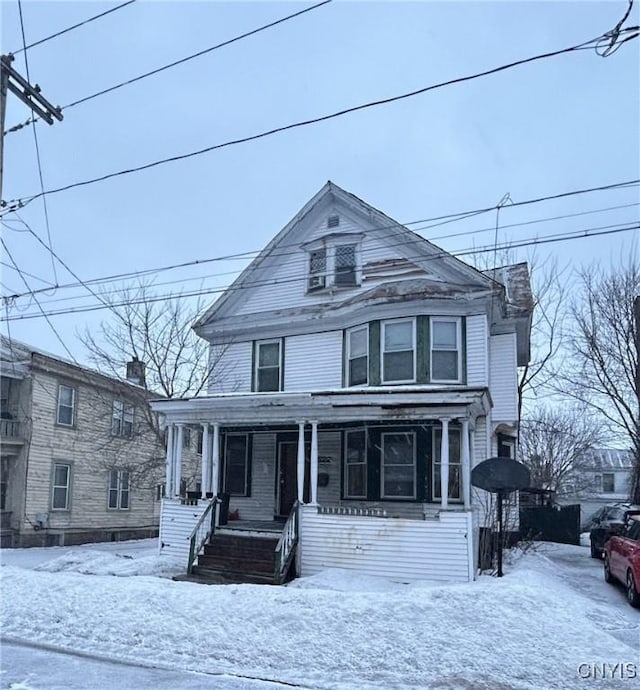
xmin=177 ymin=532 xmax=285 ymax=586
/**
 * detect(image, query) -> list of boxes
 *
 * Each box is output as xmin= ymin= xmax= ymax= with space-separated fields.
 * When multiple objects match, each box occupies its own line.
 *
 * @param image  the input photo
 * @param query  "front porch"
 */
xmin=154 ymin=388 xmax=490 ymax=584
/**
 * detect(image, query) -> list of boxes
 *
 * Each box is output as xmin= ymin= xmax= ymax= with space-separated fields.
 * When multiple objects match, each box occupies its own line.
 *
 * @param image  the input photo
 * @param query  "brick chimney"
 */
xmin=126 ymin=357 xmax=146 ymax=387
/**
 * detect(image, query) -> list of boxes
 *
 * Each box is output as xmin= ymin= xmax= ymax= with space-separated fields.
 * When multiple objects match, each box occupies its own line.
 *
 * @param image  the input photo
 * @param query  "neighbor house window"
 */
xmin=224 ymin=434 xmax=250 ymax=496
xmin=602 ymin=472 xmax=615 ymax=493
xmin=52 ymin=463 xmax=71 ymax=510
xmin=433 ymin=427 xmax=462 ymax=501
xmin=382 ymin=319 xmax=415 ymax=383
xmin=346 ymin=325 xmax=368 ymax=386
xmin=111 ymin=400 xmax=134 ymax=437
xmin=254 ymin=340 xmax=282 ymax=392
xmin=108 ymin=470 xmax=130 ymax=510
xmin=308 ymin=248 xmax=327 ymax=291
xmin=431 ymin=318 xmax=461 ymax=382
xmin=56 ymin=385 xmax=76 ymax=426
xmin=345 ymin=430 xmax=367 ymax=498
xmin=381 ymin=432 xmax=416 ymax=499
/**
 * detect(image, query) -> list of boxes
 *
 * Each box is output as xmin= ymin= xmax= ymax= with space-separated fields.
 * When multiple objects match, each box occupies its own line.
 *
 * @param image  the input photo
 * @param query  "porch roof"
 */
xmin=150 ymin=386 xmax=491 ymax=425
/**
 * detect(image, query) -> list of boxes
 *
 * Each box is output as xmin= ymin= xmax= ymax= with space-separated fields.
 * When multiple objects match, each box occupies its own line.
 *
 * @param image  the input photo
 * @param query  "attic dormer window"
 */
xmin=303 ymin=233 xmax=363 ymax=294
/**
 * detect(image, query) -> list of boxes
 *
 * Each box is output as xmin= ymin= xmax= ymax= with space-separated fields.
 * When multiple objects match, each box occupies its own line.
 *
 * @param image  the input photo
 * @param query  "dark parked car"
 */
xmin=604 ymin=512 xmax=640 ymax=608
xmin=587 ymin=503 xmax=640 ymax=558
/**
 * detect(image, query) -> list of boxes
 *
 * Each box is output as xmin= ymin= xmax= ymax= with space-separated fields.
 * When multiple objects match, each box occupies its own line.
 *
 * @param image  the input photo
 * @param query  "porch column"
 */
xmin=165 ymin=423 xmax=174 ymax=498
xmin=174 ymin=424 xmax=184 ymax=498
xmin=210 ymin=423 xmax=220 ymax=496
xmin=439 ymin=418 xmax=450 ymax=509
xmin=297 ymin=421 xmax=306 ymax=504
xmin=310 ymin=420 xmax=319 ymax=505
xmin=201 ymin=424 xmax=210 ymax=498
xmin=461 ymin=419 xmax=471 ymax=509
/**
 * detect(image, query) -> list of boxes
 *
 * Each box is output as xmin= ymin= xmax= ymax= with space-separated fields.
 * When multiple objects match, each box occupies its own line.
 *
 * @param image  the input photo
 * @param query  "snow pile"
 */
xmin=1 ymin=541 xmax=637 ymax=690
xmin=34 ymin=550 xmax=183 ymax=578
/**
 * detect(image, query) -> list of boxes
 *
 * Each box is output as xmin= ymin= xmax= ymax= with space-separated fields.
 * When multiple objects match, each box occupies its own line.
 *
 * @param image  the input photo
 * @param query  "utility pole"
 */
xmin=0 ymin=53 xmax=63 ymax=204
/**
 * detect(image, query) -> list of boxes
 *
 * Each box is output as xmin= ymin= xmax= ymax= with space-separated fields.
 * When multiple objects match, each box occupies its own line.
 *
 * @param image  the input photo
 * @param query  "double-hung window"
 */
xmin=254 ymin=340 xmax=282 ymax=392
xmin=382 ymin=319 xmax=415 ymax=383
xmin=111 ymin=400 xmax=134 ymax=437
xmin=57 ymin=385 xmax=76 ymax=426
xmin=431 ymin=318 xmax=461 ymax=382
xmin=381 ymin=432 xmax=416 ymax=499
xmin=108 ymin=470 xmax=130 ymax=509
xmin=224 ymin=434 xmax=250 ymax=496
xmin=308 ymin=248 xmax=327 ymax=291
xmin=345 ymin=430 xmax=367 ymax=498
xmin=52 ymin=463 xmax=71 ymax=510
xmin=432 ymin=427 xmax=462 ymax=501
xmin=346 ymin=325 xmax=368 ymax=386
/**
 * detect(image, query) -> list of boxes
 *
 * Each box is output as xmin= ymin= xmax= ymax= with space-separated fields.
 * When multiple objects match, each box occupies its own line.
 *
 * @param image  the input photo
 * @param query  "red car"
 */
xmin=604 ymin=511 xmax=640 ymax=608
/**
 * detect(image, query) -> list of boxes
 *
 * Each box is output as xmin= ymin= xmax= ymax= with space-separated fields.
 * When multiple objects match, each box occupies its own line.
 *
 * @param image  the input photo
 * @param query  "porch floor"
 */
xmin=217 ymin=520 xmax=283 ymax=536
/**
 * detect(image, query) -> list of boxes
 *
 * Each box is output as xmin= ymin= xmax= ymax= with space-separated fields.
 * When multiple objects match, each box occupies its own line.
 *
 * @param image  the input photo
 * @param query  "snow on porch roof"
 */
xmin=150 ymin=387 xmax=491 ymax=425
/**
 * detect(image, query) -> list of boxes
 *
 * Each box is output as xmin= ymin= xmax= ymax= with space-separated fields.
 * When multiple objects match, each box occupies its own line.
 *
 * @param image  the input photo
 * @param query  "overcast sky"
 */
xmin=1 ymin=0 xmax=639 ymax=364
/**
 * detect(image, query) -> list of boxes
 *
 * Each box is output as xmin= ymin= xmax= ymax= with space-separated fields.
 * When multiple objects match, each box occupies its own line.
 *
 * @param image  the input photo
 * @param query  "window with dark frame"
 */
xmin=111 ymin=400 xmax=134 ymax=437
xmin=108 ymin=469 xmax=130 ymax=509
xmin=345 ymin=429 xmax=367 ymax=498
xmin=308 ymin=248 xmax=327 ymax=291
xmin=382 ymin=320 xmax=415 ymax=383
xmin=57 ymin=385 xmax=75 ymax=426
xmin=224 ymin=434 xmax=249 ymax=496
xmin=602 ymin=472 xmax=615 ymax=493
xmin=52 ymin=463 xmax=70 ymax=510
xmin=334 ymin=244 xmax=357 ymax=287
xmin=347 ymin=326 xmax=368 ymax=386
xmin=255 ymin=341 xmax=281 ymax=392
xmin=381 ymin=432 xmax=416 ymax=499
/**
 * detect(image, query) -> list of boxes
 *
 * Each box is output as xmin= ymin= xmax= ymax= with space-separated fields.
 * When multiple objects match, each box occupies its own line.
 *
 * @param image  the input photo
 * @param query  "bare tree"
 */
xmin=79 ymin=283 xmax=233 ymax=484
xmin=518 ymin=405 xmax=605 ymax=497
xmin=557 ymin=256 xmax=640 ymax=502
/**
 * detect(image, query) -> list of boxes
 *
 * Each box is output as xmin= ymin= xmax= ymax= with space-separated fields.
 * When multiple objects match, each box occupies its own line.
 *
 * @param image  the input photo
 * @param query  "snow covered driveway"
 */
xmin=1 ymin=540 xmax=638 ymax=690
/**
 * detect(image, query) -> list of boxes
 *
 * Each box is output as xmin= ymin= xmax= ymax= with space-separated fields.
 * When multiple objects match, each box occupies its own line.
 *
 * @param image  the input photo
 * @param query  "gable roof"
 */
xmin=194 ymin=181 xmax=497 ymax=330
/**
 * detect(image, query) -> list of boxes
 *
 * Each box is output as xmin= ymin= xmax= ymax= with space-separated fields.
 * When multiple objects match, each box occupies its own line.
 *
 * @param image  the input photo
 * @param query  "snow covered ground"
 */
xmin=1 ymin=539 xmax=638 ymax=690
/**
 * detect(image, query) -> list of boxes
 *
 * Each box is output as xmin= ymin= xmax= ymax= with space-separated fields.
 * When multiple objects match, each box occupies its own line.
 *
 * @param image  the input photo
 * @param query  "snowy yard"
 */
xmin=1 ymin=539 xmax=638 ymax=690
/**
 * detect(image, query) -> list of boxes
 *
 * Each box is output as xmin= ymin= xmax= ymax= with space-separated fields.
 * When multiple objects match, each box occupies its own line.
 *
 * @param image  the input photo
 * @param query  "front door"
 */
xmin=277 ymin=441 xmax=309 ymax=517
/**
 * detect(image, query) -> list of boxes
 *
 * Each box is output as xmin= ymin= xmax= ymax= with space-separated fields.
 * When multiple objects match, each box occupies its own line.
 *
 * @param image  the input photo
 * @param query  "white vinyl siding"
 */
xmin=465 ymin=314 xmax=488 ymax=386
xmin=159 ymin=500 xmax=209 ymax=560
xmin=208 ymin=341 xmax=252 ymax=394
xmin=283 ymin=332 xmax=342 ymax=391
xmin=299 ymin=506 xmax=474 ymax=583
xmin=489 ymin=334 xmax=518 ymax=422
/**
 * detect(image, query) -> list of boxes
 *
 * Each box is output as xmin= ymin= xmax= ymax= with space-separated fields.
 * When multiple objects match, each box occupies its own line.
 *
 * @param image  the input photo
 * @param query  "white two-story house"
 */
xmin=151 ymin=182 xmax=533 ymax=585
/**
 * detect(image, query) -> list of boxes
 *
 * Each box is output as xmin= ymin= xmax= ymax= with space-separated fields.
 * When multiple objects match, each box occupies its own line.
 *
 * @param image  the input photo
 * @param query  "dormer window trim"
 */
xmin=302 ymin=232 xmax=364 ymax=294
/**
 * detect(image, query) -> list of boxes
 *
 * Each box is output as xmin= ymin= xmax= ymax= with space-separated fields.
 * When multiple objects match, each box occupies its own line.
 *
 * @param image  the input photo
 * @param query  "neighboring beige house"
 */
xmin=0 ymin=336 xmax=200 ymax=548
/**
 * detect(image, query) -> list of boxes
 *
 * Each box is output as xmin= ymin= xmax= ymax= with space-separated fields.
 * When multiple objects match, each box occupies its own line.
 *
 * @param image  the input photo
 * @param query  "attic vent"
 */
xmin=327 ymin=215 xmax=340 ymax=228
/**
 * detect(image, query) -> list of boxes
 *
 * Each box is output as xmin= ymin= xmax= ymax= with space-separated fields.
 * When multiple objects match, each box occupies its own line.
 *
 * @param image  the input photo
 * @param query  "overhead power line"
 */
xmin=3 ymin=220 xmax=638 ymax=322
xmin=2 ymin=179 xmax=638 ymax=302
xmin=10 ymin=1 xmax=137 ymax=55
xmin=5 ymin=21 xmax=638 ymax=210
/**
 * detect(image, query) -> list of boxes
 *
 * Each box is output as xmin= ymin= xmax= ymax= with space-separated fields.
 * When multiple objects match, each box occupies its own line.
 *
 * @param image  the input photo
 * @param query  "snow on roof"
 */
xmin=585 ymin=448 xmax=634 ymax=470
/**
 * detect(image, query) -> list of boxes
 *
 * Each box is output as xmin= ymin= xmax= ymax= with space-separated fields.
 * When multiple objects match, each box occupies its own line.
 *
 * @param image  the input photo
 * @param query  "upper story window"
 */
xmin=431 ymin=318 xmax=462 ymax=383
xmin=346 ymin=325 xmax=368 ymax=386
xmin=382 ymin=319 xmax=415 ymax=383
xmin=303 ymin=234 xmax=362 ymax=294
xmin=254 ymin=339 xmax=282 ymax=392
xmin=112 ymin=400 xmax=134 ymax=437
xmin=57 ymin=384 xmax=76 ymax=426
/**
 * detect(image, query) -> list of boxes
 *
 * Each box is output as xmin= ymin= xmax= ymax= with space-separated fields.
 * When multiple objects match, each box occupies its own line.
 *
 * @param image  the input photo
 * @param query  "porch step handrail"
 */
xmin=274 ymin=501 xmax=299 ymax=585
xmin=187 ymin=498 xmax=219 ymax=575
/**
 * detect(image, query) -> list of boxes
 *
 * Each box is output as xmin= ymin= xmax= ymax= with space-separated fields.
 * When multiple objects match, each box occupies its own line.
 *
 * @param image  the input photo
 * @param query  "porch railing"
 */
xmin=187 ymin=498 xmax=218 ymax=575
xmin=0 ymin=419 xmax=21 ymax=439
xmin=274 ymin=501 xmax=299 ymax=585
xmin=318 ymin=506 xmax=388 ymax=518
